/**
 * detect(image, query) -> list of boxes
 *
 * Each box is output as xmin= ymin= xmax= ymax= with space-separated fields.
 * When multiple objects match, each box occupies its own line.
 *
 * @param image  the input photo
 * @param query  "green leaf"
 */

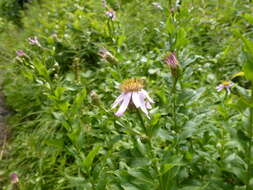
xmin=180 ymin=120 xmax=197 ymax=140
xmin=179 ymin=184 xmax=209 ymax=190
xmin=241 ymin=37 xmax=253 ymax=81
xmin=83 ymin=145 xmax=101 ymax=171
xmin=121 ymin=183 xmax=140 ymax=190
xmin=134 ymin=137 xmax=147 ymax=157
xmin=243 ymin=13 xmax=253 ymax=25
xmin=175 ymin=28 xmax=187 ymax=50
xmin=165 ymin=17 xmax=175 ymax=35
xmin=54 ymin=87 xmax=65 ymax=99
xmin=127 ymin=168 xmax=154 ymax=185
xmin=161 ymin=163 xmax=183 ymax=176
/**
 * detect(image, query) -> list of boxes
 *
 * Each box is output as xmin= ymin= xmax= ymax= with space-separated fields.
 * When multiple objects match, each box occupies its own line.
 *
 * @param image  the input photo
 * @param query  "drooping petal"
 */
xmin=228 ymin=83 xmax=234 ymax=88
xmin=115 ymin=92 xmax=132 ymax=116
xmin=112 ymin=93 xmax=125 ymax=109
xmin=146 ymin=101 xmax=152 ymax=109
xmin=225 ymin=86 xmax=231 ymax=94
xmin=216 ymin=85 xmax=224 ymax=92
xmin=132 ymin=91 xmax=141 ymax=108
xmin=140 ymin=89 xmax=154 ymax=103
xmin=138 ymin=91 xmax=150 ymax=119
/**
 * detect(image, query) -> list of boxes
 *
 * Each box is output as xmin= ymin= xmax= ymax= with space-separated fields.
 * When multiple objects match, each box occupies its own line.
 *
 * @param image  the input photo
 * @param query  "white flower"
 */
xmin=216 ymin=81 xmax=234 ymax=94
xmin=28 ymin=36 xmax=41 ymax=47
xmin=152 ymin=2 xmax=163 ymax=10
xmin=106 ymin=9 xmax=116 ymax=20
xmin=112 ymin=79 xmax=154 ymax=119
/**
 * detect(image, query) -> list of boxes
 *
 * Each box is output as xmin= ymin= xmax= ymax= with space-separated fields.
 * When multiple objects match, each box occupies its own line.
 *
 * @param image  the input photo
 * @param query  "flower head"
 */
xmin=106 ymin=9 xmax=116 ymax=20
xmin=164 ymin=52 xmax=180 ymax=79
xmin=98 ymin=48 xmax=118 ymax=64
xmin=165 ymin=52 xmax=179 ymax=68
xmin=216 ymin=81 xmax=234 ymax=94
xmin=112 ymin=78 xmax=154 ymax=119
xmin=28 ymin=36 xmax=41 ymax=47
xmin=98 ymin=48 xmax=113 ymax=59
xmin=16 ymin=50 xmax=26 ymax=57
xmin=10 ymin=173 xmax=19 ymax=184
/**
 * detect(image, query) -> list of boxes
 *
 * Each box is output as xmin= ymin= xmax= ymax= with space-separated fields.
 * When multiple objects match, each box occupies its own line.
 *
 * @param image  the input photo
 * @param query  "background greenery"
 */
xmin=0 ymin=0 xmax=253 ymax=189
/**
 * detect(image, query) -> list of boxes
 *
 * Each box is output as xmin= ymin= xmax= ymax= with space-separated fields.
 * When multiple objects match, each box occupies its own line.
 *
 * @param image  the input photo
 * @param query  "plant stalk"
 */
xmin=136 ymin=109 xmax=163 ymax=188
xmin=246 ymin=85 xmax=253 ymax=190
xmin=172 ymin=79 xmax=177 ymax=131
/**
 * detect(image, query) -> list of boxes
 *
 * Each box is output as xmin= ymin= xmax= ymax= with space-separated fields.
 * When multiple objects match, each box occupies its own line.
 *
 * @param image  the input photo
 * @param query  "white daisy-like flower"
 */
xmin=28 ymin=36 xmax=41 ymax=47
xmin=152 ymin=2 xmax=163 ymax=10
xmin=106 ymin=9 xmax=116 ymax=20
xmin=216 ymin=81 xmax=234 ymax=94
xmin=98 ymin=48 xmax=113 ymax=60
xmin=16 ymin=50 xmax=26 ymax=57
xmin=112 ymin=78 xmax=154 ymax=119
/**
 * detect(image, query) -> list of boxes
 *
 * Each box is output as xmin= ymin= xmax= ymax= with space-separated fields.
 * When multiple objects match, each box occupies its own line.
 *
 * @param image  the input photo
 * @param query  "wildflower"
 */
xmin=152 ymin=2 xmax=163 ymax=10
xmin=164 ymin=52 xmax=180 ymax=79
xmin=10 ymin=173 xmax=19 ymax=184
xmin=28 ymin=36 xmax=41 ymax=47
xmin=112 ymin=78 xmax=154 ymax=119
xmin=106 ymin=9 xmax=116 ymax=20
xmin=98 ymin=48 xmax=118 ymax=64
xmin=16 ymin=50 xmax=26 ymax=57
xmin=101 ymin=0 xmax=107 ymax=8
xmin=98 ymin=48 xmax=113 ymax=59
xmin=216 ymin=81 xmax=234 ymax=94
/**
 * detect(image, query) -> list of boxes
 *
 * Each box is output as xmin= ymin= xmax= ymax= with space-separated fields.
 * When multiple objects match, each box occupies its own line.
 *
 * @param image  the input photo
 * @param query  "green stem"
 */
xmin=169 ymin=0 xmax=172 ymax=9
xmin=172 ymin=79 xmax=177 ymax=131
xmin=107 ymin=20 xmax=113 ymax=39
xmin=136 ymin=110 xmax=163 ymax=188
xmin=246 ymin=85 xmax=253 ymax=189
xmin=219 ymin=92 xmax=228 ymax=162
xmin=136 ymin=109 xmax=147 ymax=136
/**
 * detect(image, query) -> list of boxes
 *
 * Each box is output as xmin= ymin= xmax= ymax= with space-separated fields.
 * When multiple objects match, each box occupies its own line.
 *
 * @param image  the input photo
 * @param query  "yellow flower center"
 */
xmin=120 ymin=78 xmax=144 ymax=92
xmin=222 ymin=81 xmax=231 ymax=86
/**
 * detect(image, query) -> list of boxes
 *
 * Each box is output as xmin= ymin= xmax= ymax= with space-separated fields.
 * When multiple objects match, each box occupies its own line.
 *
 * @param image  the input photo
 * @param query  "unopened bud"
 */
xmin=164 ymin=52 xmax=181 ymax=79
xmin=10 ymin=173 xmax=19 ymax=184
xmin=98 ymin=48 xmax=118 ymax=64
xmin=90 ymin=90 xmax=100 ymax=104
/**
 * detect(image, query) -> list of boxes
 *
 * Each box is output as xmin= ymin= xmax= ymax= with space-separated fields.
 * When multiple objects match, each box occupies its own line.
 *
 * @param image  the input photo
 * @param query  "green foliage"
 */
xmin=0 ymin=0 xmax=35 ymax=27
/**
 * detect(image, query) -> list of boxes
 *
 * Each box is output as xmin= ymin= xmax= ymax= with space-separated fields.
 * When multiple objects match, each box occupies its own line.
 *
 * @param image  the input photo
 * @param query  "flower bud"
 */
xmin=10 ymin=173 xmax=19 ymax=184
xmin=164 ymin=52 xmax=181 ymax=79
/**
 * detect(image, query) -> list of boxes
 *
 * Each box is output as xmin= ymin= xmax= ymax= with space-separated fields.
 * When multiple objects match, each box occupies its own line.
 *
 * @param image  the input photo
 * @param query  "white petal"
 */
xmin=141 ymin=89 xmax=154 ymax=103
xmin=226 ymin=87 xmax=231 ymax=94
xmin=146 ymin=101 xmax=152 ymax=109
xmin=115 ymin=92 xmax=132 ymax=116
xmin=138 ymin=91 xmax=150 ymax=119
xmin=112 ymin=93 xmax=125 ymax=109
xmin=228 ymin=83 xmax=234 ymax=87
xmin=132 ymin=92 xmax=141 ymax=108
xmin=216 ymin=85 xmax=223 ymax=92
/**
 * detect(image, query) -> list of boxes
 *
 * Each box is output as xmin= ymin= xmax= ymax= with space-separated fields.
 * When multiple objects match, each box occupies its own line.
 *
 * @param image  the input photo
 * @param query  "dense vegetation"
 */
xmin=0 ymin=0 xmax=253 ymax=189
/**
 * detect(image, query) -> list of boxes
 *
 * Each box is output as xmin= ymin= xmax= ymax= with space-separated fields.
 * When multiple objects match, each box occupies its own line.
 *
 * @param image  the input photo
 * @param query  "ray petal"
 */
xmin=115 ymin=92 xmax=132 ymax=116
xmin=112 ymin=93 xmax=125 ymax=109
